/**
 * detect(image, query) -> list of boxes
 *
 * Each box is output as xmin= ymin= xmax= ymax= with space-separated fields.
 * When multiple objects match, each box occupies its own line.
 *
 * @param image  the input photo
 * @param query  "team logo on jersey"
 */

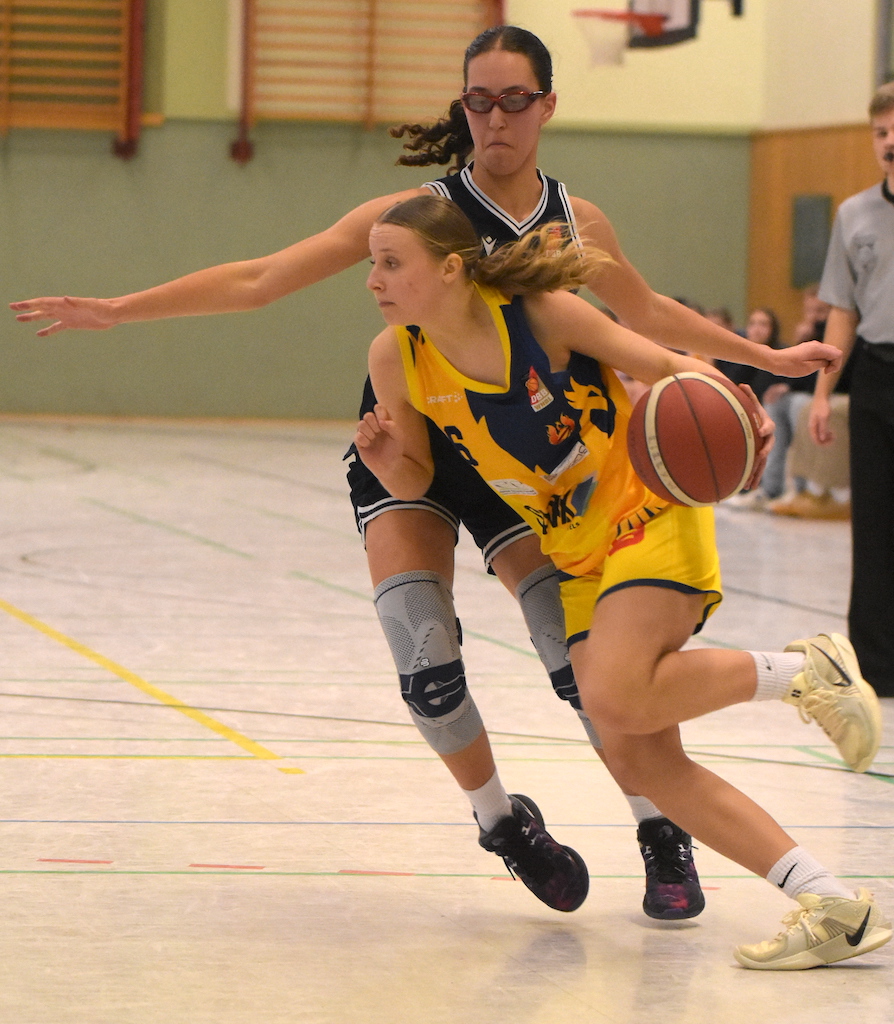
xmin=544 ymin=223 xmax=568 ymax=254
xmin=547 ymin=414 xmax=575 ymax=446
xmin=526 ymin=367 xmax=554 ymax=411
xmin=564 ymin=376 xmax=616 ymax=436
xmin=481 ymin=236 xmax=498 ymax=255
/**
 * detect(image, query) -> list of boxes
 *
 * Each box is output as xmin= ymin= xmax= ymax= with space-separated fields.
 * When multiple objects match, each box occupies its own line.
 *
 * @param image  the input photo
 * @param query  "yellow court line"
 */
xmin=0 ymin=598 xmax=304 ymax=774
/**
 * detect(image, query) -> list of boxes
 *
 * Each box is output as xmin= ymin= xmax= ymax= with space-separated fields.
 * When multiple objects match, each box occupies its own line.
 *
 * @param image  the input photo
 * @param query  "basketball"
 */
xmin=626 ymin=371 xmax=762 ymax=507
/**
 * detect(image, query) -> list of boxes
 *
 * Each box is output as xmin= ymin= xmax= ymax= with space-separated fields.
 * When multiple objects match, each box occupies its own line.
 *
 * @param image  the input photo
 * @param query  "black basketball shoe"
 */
xmin=637 ymin=816 xmax=705 ymax=920
xmin=477 ymin=794 xmax=589 ymax=912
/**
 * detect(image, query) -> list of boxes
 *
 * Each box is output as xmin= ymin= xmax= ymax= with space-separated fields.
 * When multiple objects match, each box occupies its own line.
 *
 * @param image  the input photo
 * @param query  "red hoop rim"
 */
xmin=572 ymin=9 xmax=668 ymax=37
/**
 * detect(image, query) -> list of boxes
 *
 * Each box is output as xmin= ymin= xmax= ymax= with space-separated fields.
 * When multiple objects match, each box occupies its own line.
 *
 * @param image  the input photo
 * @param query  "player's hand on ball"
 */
xmin=739 ymin=383 xmax=774 ymax=491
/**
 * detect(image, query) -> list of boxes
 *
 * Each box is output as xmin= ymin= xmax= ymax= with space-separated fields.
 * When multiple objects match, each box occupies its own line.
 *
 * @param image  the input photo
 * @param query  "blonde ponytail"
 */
xmin=376 ymin=197 xmax=613 ymax=294
xmin=473 ymin=225 xmax=613 ymax=294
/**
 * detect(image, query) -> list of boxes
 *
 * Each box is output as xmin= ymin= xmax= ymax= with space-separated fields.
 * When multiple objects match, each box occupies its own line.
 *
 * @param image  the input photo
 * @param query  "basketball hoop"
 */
xmin=572 ymin=8 xmax=668 ymax=66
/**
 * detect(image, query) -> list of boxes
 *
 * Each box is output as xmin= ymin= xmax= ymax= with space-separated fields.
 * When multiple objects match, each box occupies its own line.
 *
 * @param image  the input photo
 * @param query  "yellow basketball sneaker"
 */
xmin=734 ymin=889 xmax=892 ymax=970
xmin=782 ymin=633 xmax=882 ymax=772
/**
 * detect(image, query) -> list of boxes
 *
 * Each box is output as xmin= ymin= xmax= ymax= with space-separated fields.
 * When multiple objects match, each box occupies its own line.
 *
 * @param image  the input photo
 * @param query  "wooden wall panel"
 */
xmin=748 ymin=124 xmax=880 ymax=340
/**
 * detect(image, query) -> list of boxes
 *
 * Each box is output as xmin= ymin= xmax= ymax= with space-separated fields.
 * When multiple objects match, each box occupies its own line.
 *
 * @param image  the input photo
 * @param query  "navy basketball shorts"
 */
xmin=346 ymin=377 xmax=535 ymax=569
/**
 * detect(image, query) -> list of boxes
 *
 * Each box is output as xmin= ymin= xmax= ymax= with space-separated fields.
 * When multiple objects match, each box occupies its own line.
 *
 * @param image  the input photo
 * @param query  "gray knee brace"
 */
xmin=374 ymin=570 xmax=483 ymax=756
xmin=515 ymin=563 xmax=602 ymax=749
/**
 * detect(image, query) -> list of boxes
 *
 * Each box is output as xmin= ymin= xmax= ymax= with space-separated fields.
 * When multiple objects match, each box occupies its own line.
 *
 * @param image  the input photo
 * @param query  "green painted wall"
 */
xmin=1 ymin=0 xmax=751 ymax=419
xmin=1 ymin=120 xmax=749 ymax=418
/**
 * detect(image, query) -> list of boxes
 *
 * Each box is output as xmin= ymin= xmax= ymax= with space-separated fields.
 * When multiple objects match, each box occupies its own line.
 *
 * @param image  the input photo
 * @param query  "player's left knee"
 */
xmin=579 ymin=682 xmax=656 ymax=736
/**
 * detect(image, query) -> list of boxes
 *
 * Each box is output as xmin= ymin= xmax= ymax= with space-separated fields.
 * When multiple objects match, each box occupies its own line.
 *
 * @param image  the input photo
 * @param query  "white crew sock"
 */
xmin=749 ymin=651 xmax=805 ymax=701
xmin=626 ymin=795 xmax=664 ymax=824
xmin=463 ymin=770 xmax=513 ymax=832
xmin=767 ymin=846 xmax=855 ymax=901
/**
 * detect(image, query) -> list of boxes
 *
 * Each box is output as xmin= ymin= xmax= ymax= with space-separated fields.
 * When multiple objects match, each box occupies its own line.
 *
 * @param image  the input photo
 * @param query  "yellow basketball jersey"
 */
xmin=397 ymin=284 xmax=667 ymax=577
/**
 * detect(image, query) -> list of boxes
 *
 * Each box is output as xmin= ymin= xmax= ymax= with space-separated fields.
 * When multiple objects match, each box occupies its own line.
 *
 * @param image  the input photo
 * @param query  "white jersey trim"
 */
xmin=458 ymin=165 xmax=550 ymax=235
xmin=424 ymin=168 xmax=581 ymax=246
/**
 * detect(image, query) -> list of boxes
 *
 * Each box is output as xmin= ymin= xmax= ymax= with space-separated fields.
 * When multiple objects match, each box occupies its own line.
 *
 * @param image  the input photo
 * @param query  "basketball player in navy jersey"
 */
xmin=11 ymin=27 xmax=842 ymax=920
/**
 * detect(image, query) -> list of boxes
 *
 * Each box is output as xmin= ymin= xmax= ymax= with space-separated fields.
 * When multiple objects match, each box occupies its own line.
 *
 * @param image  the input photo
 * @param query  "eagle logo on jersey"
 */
xmin=466 ymin=358 xmax=616 ymax=480
xmin=547 ymin=415 xmax=575 ymax=445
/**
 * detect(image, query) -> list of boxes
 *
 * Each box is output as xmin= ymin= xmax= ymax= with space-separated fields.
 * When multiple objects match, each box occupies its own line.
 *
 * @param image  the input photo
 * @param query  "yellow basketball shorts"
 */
xmin=559 ymin=504 xmax=722 ymax=646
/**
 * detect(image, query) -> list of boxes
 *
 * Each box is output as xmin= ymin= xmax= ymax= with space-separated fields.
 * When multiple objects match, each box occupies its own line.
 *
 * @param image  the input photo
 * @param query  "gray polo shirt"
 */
xmin=818 ymin=182 xmax=894 ymax=344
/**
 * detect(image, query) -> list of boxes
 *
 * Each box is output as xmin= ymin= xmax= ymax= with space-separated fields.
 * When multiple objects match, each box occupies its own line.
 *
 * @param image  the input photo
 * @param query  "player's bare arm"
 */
xmin=568 ymin=196 xmax=841 ymax=377
xmin=356 ymin=328 xmax=434 ymax=500
xmin=524 ymin=289 xmax=774 ymax=486
xmin=522 ymin=289 xmax=706 ymax=386
xmin=11 ymin=187 xmax=426 ymax=336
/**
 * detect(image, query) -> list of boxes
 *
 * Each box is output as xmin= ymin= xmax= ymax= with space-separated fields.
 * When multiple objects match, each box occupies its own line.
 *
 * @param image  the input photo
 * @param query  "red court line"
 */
xmin=38 ymin=858 xmax=113 ymax=864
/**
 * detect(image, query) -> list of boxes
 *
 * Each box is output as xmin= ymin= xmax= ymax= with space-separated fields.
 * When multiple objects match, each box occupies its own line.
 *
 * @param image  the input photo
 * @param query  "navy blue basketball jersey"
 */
xmin=423 ymin=166 xmax=581 ymax=255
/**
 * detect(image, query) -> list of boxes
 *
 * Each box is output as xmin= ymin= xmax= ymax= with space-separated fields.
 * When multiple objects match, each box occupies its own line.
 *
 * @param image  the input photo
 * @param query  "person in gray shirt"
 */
xmin=811 ymin=80 xmax=894 ymax=697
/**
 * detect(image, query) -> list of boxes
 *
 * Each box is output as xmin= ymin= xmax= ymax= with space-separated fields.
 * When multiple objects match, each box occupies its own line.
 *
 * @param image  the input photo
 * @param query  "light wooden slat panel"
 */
xmin=248 ymin=0 xmax=493 ymax=127
xmin=0 ymin=0 xmax=133 ymax=133
xmin=13 ymin=14 xmax=125 ymax=26
xmin=11 ymin=66 xmax=121 ymax=78
xmin=10 ymin=0 xmax=121 ymax=8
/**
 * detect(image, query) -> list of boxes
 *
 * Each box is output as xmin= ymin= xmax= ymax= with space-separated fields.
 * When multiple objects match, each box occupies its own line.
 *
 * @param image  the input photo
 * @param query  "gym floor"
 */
xmin=0 ymin=416 xmax=891 ymax=1024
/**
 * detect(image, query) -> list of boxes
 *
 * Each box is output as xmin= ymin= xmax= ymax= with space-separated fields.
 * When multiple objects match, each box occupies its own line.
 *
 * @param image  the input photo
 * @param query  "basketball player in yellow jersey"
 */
xmin=355 ymin=194 xmax=890 ymax=971
xmin=395 ymin=278 xmax=677 ymax=579
xmin=11 ymin=26 xmax=848 ymax=922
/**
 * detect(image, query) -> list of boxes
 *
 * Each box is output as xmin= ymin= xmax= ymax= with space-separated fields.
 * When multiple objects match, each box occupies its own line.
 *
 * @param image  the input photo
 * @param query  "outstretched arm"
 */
xmin=523 ymin=290 xmax=774 ymax=489
xmin=354 ymin=329 xmax=434 ymax=500
xmin=569 ymin=196 xmax=842 ymax=378
xmin=10 ymin=188 xmax=425 ymax=336
xmin=524 ymin=289 xmax=715 ymax=386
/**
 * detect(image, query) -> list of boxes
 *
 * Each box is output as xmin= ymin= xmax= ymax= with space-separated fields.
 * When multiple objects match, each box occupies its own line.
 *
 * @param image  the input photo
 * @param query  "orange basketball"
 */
xmin=626 ymin=372 xmax=762 ymax=507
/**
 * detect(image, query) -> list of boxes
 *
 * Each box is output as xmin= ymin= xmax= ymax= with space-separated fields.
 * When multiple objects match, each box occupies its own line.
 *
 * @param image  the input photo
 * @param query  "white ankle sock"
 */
xmin=767 ymin=846 xmax=855 ymax=900
xmin=749 ymin=651 xmax=805 ymax=701
xmin=463 ymin=770 xmax=513 ymax=831
xmin=626 ymin=795 xmax=663 ymax=824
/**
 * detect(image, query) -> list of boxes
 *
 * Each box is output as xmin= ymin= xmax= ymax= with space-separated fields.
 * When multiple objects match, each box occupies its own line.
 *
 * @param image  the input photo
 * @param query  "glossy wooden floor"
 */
xmin=0 ymin=417 xmax=890 ymax=1024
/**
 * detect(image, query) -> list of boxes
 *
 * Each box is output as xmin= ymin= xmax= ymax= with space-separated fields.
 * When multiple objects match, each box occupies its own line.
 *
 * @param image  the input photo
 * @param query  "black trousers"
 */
xmin=848 ymin=343 xmax=894 ymax=696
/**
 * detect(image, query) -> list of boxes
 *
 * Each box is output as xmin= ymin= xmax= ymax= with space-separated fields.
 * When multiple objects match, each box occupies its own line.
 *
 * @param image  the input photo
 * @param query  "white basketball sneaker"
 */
xmin=734 ymin=889 xmax=892 ymax=970
xmin=782 ymin=633 xmax=882 ymax=772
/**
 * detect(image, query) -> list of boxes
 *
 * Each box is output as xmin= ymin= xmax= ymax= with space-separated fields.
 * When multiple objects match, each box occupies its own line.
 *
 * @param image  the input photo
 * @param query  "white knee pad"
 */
xmin=374 ymin=571 xmax=483 ymax=756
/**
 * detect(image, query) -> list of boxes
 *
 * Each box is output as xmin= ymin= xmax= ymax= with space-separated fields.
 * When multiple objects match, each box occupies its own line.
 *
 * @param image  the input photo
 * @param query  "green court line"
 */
xmin=84 ymin=499 xmax=254 ymax=559
xmin=287 ymin=569 xmax=537 ymax=658
xmin=287 ymin=568 xmax=379 ymax=601
xmin=225 ymin=499 xmax=353 ymax=537
xmin=183 ymin=454 xmax=348 ymax=497
xmin=1 ymin=430 xmax=170 ymax=485
xmin=36 ymin=445 xmax=96 ymax=472
xmin=74 ymin=502 xmax=545 ymax=663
